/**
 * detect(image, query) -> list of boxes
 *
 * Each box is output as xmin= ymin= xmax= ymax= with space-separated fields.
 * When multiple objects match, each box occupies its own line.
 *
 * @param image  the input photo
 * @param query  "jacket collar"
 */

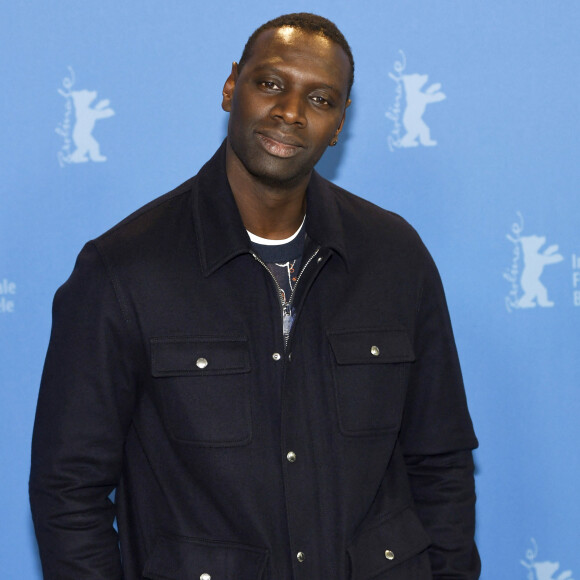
xmin=192 ymin=140 xmax=348 ymax=277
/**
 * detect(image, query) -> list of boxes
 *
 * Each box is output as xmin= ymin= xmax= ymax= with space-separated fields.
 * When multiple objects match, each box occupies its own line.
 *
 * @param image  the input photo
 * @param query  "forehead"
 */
xmin=244 ymin=27 xmax=350 ymax=91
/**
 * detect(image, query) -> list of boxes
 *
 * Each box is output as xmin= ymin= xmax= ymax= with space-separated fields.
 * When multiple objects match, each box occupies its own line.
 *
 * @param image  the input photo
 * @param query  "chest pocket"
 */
xmin=143 ymin=534 xmax=269 ymax=580
xmin=328 ymin=328 xmax=415 ymax=436
xmin=150 ymin=335 xmax=252 ymax=446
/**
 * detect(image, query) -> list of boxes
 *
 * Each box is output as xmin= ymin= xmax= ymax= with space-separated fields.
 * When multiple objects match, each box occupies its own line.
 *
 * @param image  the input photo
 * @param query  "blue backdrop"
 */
xmin=2 ymin=2 xmax=579 ymax=578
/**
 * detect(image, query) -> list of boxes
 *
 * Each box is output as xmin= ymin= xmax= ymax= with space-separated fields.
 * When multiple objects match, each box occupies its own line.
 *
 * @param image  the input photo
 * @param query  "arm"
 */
xmin=400 ymin=250 xmax=480 ymax=579
xmin=30 ymin=243 xmax=140 ymax=579
xmin=404 ymin=450 xmax=479 ymax=578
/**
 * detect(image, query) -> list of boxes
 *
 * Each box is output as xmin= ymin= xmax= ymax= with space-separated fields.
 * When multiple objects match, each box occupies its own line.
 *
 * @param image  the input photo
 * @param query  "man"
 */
xmin=30 ymin=13 xmax=480 ymax=579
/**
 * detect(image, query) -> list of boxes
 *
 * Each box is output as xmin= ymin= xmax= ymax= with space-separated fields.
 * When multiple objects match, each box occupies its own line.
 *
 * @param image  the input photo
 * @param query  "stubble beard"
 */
xmin=229 ymin=129 xmax=326 ymax=191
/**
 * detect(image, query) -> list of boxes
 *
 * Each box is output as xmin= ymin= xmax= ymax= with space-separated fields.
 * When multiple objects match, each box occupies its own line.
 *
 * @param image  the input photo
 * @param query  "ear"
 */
xmin=331 ymin=98 xmax=351 ymax=143
xmin=221 ymin=62 xmax=239 ymax=113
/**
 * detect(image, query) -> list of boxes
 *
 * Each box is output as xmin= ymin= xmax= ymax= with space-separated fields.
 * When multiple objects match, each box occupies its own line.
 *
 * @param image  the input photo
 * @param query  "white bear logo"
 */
xmin=521 ymin=539 xmax=574 ymax=580
xmin=400 ymin=73 xmax=446 ymax=147
xmin=385 ymin=52 xmax=447 ymax=151
xmin=69 ymin=89 xmax=115 ymax=163
xmin=517 ymin=235 xmax=564 ymax=308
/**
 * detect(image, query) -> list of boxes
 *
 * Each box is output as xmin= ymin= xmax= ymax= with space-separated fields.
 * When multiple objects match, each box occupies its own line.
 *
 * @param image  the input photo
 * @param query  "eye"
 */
xmin=259 ymin=80 xmax=281 ymax=91
xmin=310 ymin=95 xmax=332 ymax=107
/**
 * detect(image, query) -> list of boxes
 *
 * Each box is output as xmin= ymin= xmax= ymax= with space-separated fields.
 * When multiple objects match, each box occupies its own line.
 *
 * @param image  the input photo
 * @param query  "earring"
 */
xmin=330 ymin=138 xmax=338 ymax=146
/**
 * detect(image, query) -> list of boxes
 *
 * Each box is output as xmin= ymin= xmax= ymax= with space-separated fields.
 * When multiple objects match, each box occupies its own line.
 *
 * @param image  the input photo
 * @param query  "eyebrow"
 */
xmin=251 ymin=64 xmax=342 ymax=95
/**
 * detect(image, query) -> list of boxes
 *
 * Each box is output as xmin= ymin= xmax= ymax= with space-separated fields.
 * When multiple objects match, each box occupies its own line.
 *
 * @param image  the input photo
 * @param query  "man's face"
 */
xmin=222 ymin=27 xmax=351 ymax=187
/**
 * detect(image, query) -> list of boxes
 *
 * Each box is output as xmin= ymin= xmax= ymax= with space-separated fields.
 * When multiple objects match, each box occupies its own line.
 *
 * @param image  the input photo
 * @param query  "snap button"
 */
xmin=200 ymin=574 xmax=211 ymax=580
xmin=370 ymin=345 xmax=380 ymax=357
xmin=272 ymin=352 xmax=281 ymax=361
xmin=196 ymin=357 xmax=208 ymax=369
xmin=384 ymin=549 xmax=395 ymax=560
xmin=286 ymin=451 xmax=297 ymax=462
xmin=297 ymin=551 xmax=305 ymax=562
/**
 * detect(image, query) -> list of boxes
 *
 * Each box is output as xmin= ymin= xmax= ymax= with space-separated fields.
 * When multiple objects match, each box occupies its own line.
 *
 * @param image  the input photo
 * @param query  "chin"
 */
xmin=245 ymin=155 xmax=312 ymax=187
xmin=265 ymin=165 xmax=317 ymax=187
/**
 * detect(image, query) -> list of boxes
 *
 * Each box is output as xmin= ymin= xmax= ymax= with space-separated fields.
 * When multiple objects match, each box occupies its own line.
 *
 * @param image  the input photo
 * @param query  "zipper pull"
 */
xmin=282 ymin=305 xmax=293 ymax=337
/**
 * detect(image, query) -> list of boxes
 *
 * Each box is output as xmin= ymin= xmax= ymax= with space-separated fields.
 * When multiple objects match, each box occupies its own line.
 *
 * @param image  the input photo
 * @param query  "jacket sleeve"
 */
xmin=399 ymin=248 xmax=481 ymax=579
xmin=30 ymin=242 xmax=141 ymax=580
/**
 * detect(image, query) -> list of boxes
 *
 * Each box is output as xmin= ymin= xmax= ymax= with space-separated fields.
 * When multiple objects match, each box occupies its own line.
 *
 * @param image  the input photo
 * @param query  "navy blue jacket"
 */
xmin=30 ymin=142 xmax=480 ymax=579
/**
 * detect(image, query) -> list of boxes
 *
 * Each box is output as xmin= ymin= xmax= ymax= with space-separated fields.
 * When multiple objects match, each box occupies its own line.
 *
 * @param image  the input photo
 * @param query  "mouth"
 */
xmin=256 ymin=132 xmax=304 ymax=158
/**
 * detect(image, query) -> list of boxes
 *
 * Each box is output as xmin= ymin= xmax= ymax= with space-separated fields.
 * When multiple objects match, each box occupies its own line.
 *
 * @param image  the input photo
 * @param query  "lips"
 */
xmin=256 ymin=131 xmax=304 ymax=158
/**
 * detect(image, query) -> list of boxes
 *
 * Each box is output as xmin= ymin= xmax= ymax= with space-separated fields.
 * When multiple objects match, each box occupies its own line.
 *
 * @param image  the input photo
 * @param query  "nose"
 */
xmin=270 ymin=91 xmax=306 ymax=126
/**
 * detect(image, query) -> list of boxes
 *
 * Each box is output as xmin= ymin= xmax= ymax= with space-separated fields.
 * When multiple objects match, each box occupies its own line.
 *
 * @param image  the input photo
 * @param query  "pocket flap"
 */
xmin=328 ymin=328 xmax=415 ymax=365
xmin=151 ymin=335 xmax=250 ymax=377
xmin=348 ymin=507 xmax=431 ymax=579
xmin=143 ymin=535 xmax=269 ymax=579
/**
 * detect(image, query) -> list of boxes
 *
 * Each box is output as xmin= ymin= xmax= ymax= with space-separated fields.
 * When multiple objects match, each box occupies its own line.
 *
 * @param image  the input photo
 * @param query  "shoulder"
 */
xmin=312 ymin=171 xmax=430 ymax=262
xmin=82 ymin=174 xmax=201 ymax=276
xmin=98 ymin=176 xmax=197 ymax=246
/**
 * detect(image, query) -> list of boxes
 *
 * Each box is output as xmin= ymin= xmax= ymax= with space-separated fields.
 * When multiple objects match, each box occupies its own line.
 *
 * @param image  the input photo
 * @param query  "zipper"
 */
xmin=251 ymin=247 xmax=321 ymax=350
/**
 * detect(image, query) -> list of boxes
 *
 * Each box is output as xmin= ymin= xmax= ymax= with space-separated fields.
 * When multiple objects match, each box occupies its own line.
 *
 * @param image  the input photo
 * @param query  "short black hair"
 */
xmin=238 ymin=13 xmax=354 ymax=96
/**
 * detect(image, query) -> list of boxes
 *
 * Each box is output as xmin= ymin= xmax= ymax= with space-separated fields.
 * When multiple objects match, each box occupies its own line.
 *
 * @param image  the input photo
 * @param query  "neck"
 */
xmin=225 ymin=140 xmax=308 ymax=240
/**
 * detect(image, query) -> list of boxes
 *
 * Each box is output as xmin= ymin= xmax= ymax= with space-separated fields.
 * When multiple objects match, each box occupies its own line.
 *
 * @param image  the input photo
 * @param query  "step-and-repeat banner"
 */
xmin=1 ymin=2 xmax=578 ymax=578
